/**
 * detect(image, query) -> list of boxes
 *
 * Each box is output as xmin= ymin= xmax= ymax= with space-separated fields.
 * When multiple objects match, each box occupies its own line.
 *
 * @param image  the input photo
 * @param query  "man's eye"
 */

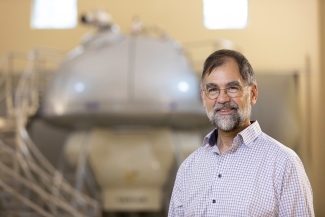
xmin=228 ymin=86 xmax=240 ymax=92
xmin=208 ymin=88 xmax=219 ymax=93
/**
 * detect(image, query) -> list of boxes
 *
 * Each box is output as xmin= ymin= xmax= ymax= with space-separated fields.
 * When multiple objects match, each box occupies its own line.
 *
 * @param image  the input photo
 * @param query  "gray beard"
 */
xmin=206 ymin=99 xmax=251 ymax=132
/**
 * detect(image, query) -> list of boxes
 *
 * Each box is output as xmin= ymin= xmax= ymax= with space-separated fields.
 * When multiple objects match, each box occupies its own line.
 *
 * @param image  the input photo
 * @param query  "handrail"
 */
xmin=0 ymin=49 xmax=100 ymax=216
xmin=0 ymin=53 xmax=15 ymax=116
xmin=16 ymin=49 xmax=99 ymax=212
xmin=0 ymin=140 xmax=98 ymax=207
xmin=0 ymin=179 xmax=54 ymax=217
xmin=0 ymin=159 xmax=87 ymax=217
xmin=15 ymin=54 xmax=56 ymax=173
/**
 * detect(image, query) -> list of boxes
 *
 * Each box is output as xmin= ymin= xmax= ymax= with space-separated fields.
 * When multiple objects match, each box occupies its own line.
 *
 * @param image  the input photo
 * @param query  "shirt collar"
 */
xmin=202 ymin=121 xmax=262 ymax=148
xmin=238 ymin=120 xmax=262 ymax=147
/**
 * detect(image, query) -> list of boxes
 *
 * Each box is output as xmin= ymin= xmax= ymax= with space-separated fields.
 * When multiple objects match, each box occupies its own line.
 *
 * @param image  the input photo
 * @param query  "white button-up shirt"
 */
xmin=169 ymin=121 xmax=314 ymax=217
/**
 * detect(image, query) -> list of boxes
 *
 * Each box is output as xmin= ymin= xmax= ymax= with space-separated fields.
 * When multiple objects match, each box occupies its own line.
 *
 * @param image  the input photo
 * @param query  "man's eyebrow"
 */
xmin=205 ymin=83 xmax=218 ymax=89
xmin=205 ymin=81 xmax=241 ymax=89
xmin=227 ymin=81 xmax=241 ymax=86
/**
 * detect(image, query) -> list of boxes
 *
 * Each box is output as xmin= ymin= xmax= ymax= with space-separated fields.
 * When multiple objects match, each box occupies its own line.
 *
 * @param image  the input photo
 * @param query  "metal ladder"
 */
xmin=0 ymin=50 xmax=101 ymax=217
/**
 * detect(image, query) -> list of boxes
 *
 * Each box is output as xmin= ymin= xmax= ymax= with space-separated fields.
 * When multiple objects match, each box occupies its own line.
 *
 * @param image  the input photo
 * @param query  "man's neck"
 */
xmin=216 ymin=120 xmax=251 ymax=154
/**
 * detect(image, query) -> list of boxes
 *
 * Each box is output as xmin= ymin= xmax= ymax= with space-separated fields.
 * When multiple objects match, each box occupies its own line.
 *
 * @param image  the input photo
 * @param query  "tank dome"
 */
xmin=41 ymin=30 xmax=208 ymax=128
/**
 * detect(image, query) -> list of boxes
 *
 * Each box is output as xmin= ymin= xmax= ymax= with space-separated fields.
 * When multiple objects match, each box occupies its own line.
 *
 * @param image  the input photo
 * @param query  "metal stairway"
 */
xmin=0 ymin=50 xmax=101 ymax=217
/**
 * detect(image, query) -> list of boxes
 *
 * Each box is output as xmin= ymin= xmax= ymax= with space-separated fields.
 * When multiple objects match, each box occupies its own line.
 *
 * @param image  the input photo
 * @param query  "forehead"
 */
xmin=202 ymin=59 xmax=245 ymax=86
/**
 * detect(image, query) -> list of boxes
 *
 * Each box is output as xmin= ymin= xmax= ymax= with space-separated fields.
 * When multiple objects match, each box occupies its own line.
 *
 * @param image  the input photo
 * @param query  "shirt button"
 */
xmin=218 ymin=174 xmax=222 ymax=178
xmin=212 ymin=200 xmax=216 ymax=203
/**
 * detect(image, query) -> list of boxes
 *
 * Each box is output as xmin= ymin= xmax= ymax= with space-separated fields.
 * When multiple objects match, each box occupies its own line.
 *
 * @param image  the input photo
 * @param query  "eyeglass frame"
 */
xmin=201 ymin=83 xmax=249 ymax=100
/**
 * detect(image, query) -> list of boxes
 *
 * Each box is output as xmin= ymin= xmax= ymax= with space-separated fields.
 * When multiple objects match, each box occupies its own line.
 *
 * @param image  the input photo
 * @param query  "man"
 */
xmin=168 ymin=49 xmax=314 ymax=216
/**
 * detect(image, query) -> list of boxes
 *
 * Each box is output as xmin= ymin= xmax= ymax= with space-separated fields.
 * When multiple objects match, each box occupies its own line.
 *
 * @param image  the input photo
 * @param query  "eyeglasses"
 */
xmin=202 ymin=85 xmax=248 ymax=100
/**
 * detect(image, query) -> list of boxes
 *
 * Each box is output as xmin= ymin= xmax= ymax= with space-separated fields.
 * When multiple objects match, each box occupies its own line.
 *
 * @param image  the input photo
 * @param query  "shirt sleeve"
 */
xmin=277 ymin=154 xmax=314 ymax=217
xmin=168 ymin=163 xmax=185 ymax=217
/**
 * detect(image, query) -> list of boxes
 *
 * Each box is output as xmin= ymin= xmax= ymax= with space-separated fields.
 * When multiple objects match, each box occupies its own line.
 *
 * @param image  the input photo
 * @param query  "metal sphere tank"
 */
xmin=42 ymin=29 xmax=207 ymax=128
xmin=39 ymin=28 xmax=208 ymax=214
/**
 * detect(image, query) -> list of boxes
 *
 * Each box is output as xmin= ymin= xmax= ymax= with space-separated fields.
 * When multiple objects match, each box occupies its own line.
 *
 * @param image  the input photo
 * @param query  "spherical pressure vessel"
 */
xmin=42 ymin=30 xmax=208 ymax=128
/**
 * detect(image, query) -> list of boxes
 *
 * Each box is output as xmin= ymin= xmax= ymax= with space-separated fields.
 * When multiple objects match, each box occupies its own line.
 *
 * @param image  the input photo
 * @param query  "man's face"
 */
xmin=200 ymin=58 xmax=258 ymax=132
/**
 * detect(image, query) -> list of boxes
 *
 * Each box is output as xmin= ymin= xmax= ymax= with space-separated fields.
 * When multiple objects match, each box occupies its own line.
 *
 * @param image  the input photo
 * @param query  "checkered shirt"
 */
xmin=168 ymin=121 xmax=314 ymax=217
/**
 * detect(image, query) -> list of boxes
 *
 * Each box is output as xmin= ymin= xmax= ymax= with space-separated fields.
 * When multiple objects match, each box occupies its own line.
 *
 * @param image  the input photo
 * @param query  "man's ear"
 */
xmin=250 ymin=84 xmax=258 ymax=106
xmin=200 ymin=89 xmax=207 ymax=108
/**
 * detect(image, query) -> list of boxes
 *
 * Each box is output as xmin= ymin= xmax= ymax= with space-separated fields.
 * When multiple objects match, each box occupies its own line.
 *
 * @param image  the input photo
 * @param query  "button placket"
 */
xmin=211 ymin=153 xmax=226 ymax=205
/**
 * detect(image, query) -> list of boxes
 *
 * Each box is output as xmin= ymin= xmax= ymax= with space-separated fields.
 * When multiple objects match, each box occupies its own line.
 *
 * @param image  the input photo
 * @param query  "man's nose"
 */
xmin=217 ymin=89 xmax=231 ymax=104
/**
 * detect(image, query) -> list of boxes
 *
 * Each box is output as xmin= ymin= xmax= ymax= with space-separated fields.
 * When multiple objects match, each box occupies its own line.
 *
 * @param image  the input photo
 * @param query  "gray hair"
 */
xmin=201 ymin=49 xmax=256 ymax=86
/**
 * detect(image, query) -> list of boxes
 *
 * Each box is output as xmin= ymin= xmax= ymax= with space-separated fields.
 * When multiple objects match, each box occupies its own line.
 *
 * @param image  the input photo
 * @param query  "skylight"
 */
xmin=203 ymin=0 xmax=248 ymax=30
xmin=31 ymin=0 xmax=77 ymax=29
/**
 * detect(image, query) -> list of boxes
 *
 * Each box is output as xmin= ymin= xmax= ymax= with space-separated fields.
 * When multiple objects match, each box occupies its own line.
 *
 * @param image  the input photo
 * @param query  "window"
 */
xmin=31 ymin=0 xmax=77 ymax=29
xmin=203 ymin=0 xmax=248 ymax=30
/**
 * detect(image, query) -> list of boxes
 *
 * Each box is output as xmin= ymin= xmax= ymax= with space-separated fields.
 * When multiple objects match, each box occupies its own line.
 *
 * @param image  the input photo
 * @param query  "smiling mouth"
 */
xmin=216 ymin=107 xmax=235 ymax=114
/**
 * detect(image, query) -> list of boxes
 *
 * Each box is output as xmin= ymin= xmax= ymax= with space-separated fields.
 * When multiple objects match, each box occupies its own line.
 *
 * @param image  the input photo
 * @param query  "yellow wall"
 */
xmin=317 ymin=0 xmax=325 ymax=215
xmin=0 ymin=0 xmax=319 ymax=74
xmin=0 ymin=0 xmax=323 ymax=215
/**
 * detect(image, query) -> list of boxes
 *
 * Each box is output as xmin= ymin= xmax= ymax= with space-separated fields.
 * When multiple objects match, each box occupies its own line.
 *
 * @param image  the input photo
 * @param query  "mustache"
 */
xmin=213 ymin=102 xmax=239 ymax=112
